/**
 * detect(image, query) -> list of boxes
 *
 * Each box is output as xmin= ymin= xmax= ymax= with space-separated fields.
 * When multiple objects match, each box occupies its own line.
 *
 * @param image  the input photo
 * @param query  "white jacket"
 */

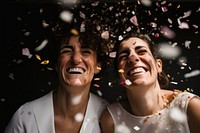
xmin=4 ymin=90 xmax=109 ymax=133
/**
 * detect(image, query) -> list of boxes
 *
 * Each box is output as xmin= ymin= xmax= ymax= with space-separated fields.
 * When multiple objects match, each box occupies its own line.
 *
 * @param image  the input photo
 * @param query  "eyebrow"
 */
xmin=60 ymin=45 xmax=93 ymax=51
xmin=60 ymin=45 xmax=72 ymax=50
xmin=118 ymin=41 xmax=136 ymax=55
xmin=118 ymin=45 xmax=146 ymax=56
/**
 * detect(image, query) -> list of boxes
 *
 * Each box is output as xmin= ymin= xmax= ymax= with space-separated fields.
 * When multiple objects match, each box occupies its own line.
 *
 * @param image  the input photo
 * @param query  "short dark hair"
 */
xmin=48 ymin=19 xmax=109 ymax=75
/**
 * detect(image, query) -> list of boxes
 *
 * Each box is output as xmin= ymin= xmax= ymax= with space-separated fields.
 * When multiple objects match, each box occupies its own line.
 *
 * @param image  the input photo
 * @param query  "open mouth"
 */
xmin=67 ymin=68 xmax=85 ymax=74
xmin=128 ymin=67 xmax=146 ymax=76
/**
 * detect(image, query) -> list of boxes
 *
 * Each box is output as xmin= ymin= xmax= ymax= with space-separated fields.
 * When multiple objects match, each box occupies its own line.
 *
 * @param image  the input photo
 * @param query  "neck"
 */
xmin=53 ymin=87 xmax=90 ymax=118
xmin=127 ymin=87 xmax=166 ymax=116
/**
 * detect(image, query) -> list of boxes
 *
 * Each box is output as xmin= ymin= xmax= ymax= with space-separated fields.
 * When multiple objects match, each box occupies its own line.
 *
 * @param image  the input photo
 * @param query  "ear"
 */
xmin=95 ymin=63 xmax=102 ymax=74
xmin=156 ymin=59 xmax=162 ymax=73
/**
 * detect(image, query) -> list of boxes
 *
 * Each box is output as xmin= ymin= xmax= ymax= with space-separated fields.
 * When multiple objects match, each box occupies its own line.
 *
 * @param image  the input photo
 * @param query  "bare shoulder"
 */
xmin=187 ymin=95 xmax=200 ymax=115
xmin=187 ymin=95 xmax=200 ymax=133
xmin=100 ymin=108 xmax=114 ymax=133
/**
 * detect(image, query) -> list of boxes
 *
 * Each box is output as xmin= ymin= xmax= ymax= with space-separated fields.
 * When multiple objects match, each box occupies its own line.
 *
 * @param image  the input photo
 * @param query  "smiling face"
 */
xmin=57 ymin=35 xmax=99 ymax=90
xmin=117 ymin=37 xmax=162 ymax=89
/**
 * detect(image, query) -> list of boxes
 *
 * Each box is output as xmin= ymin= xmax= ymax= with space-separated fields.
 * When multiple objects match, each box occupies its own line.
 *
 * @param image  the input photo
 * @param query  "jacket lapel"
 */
xmin=32 ymin=91 xmax=55 ymax=133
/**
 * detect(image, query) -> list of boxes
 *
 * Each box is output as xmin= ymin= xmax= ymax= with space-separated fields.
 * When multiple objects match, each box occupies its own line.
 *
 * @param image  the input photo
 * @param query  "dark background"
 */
xmin=1 ymin=0 xmax=200 ymax=132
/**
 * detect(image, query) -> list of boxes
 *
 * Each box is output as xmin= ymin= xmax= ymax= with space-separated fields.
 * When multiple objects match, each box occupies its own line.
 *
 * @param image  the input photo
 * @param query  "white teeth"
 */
xmin=68 ymin=68 xmax=84 ymax=74
xmin=130 ymin=68 xmax=145 ymax=75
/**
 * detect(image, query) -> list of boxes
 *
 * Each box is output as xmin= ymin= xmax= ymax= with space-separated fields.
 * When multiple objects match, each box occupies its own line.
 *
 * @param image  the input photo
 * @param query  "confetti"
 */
xmin=93 ymin=84 xmax=100 ymax=88
xmin=169 ymin=107 xmax=187 ymax=123
xmin=22 ymin=48 xmax=32 ymax=58
xmin=41 ymin=60 xmax=49 ymax=65
xmin=118 ymin=69 xmax=124 ymax=73
xmin=34 ymin=39 xmax=48 ymax=52
xmin=184 ymin=70 xmax=200 ymax=78
xmin=161 ymin=26 xmax=176 ymax=39
xmin=74 ymin=113 xmax=84 ymax=122
xmin=133 ymin=126 xmax=140 ymax=131
xmin=59 ymin=10 xmax=73 ymax=23
xmin=115 ymin=124 xmax=131 ymax=133
xmin=101 ymin=31 xmax=110 ymax=40
xmin=109 ymin=51 xmax=117 ymax=58
xmin=140 ymin=0 xmax=152 ymax=7
xmin=72 ymin=95 xmax=82 ymax=105
xmin=130 ymin=16 xmax=139 ymax=26
xmin=125 ymin=79 xmax=132 ymax=86
xmin=158 ymin=42 xmax=181 ymax=59
xmin=70 ymin=28 xmax=79 ymax=35
xmin=97 ymin=90 xmax=103 ymax=96
xmin=184 ymin=40 xmax=191 ymax=49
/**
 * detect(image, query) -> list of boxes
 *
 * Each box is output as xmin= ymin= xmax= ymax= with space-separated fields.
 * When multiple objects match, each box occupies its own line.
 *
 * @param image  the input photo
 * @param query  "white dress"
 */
xmin=107 ymin=92 xmax=198 ymax=133
xmin=4 ymin=90 xmax=109 ymax=133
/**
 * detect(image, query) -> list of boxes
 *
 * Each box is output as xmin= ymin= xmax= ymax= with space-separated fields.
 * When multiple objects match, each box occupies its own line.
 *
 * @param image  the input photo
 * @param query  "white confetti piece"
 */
xmin=169 ymin=107 xmax=187 ymax=123
xmin=170 ymin=81 xmax=178 ymax=85
xmin=158 ymin=43 xmax=181 ymax=59
xmin=140 ymin=0 xmax=152 ymax=7
xmin=118 ymin=35 xmax=123 ymax=41
xmin=74 ymin=79 xmax=82 ymax=85
xmin=178 ymin=22 xmax=189 ymax=29
xmin=59 ymin=10 xmax=73 ymax=23
xmin=58 ymin=0 xmax=78 ymax=5
xmin=72 ymin=95 xmax=82 ymax=105
xmin=101 ymin=31 xmax=109 ymax=40
xmin=109 ymin=51 xmax=117 ymax=58
xmin=125 ymin=79 xmax=132 ymax=86
xmin=184 ymin=40 xmax=191 ymax=49
xmin=161 ymin=26 xmax=176 ymax=39
xmin=97 ymin=90 xmax=102 ymax=96
xmin=34 ymin=39 xmax=48 ymax=52
xmin=74 ymin=113 xmax=84 ymax=122
xmin=184 ymin=70 xmax=200 ymax=78
xmin=133 ymin=126 xmax=140 ymax=131
xmin=80 ymin=23 xmax=85 ymax=32
xmin=115 ymin=124 xmax=131 ymax=133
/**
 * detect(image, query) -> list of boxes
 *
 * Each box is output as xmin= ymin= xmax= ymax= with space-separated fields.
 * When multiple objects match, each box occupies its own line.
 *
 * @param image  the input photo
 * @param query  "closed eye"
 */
xmin=81 ymin=48 xmax=93 ymax=54
xmin=118 ymin=50 xmax=129 ymax=61
xmin=137 ymin=49 xmax=147 ymax=55
xmin=60 ymin=47 xmax=73 ymax=54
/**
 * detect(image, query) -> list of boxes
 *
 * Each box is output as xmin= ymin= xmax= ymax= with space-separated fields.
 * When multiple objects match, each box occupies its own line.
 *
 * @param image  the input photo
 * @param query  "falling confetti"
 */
xmin=125 ymin=79 xmax=132 ymax=86
xmin=41 ymin=60 xmax=49 ymax=65
xmin=59 ymin=10 xmax=73 ymax=23
xmin=72 ymin=95 xmax=82 ymax=105
xmin=158 ymin=42 xmax=181 ymax=59
xmin=22 ymin=48 xmax=32 ymax=58
xmin=161 ymin=26 xmax=176 ymax=39
xmin=74 ymin=113 xmax=84 ymax=122
xmin=2 ymin=2 xmax=200 ymax=129
xmin=101 ymin=31 xmax=110 ymax=40
xmin=34 ymin=39 xmax=48 ymax=52
xmin=169 ymin=107 xmax=187 ymax=123
xmin=115 ymin=124 xmax=131 ymax=133
xmin=184 ymin=70 xmax=200 ymax=78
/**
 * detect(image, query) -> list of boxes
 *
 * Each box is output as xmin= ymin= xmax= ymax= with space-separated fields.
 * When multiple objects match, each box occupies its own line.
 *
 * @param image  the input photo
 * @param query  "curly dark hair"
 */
xmin=47 ymin=18 xmax=110 ymax=75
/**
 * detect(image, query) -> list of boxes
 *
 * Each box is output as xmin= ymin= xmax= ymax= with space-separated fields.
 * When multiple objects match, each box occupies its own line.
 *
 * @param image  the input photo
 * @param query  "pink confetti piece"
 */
xmin=161 ymin=26 xmax=176 ymax=39
xmin=130 ymin=16 xmax=139 ymax=26
xmin=22 ymin=48 xmax=32 ymax=58
xmin=178 ymin=22 xmax=189 ymax=29
xmin=93 ymin=84 xmax=100 ymax=88
xmin=101 ymin=31 xmax=110 ymax=40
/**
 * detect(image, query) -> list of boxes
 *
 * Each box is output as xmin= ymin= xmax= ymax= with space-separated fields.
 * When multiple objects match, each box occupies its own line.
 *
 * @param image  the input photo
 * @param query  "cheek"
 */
xmin=86 ymin=57 xmax=97 ymax=70
xmin=118 ymin=61 xmax=125 ymax=69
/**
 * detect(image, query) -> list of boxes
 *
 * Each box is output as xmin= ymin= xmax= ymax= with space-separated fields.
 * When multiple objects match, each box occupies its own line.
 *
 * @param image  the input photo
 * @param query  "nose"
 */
xmin=127 ymin=51 xmax=139 ymax=64
xmin=71 ymin=52 xmax=82 ymax=64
